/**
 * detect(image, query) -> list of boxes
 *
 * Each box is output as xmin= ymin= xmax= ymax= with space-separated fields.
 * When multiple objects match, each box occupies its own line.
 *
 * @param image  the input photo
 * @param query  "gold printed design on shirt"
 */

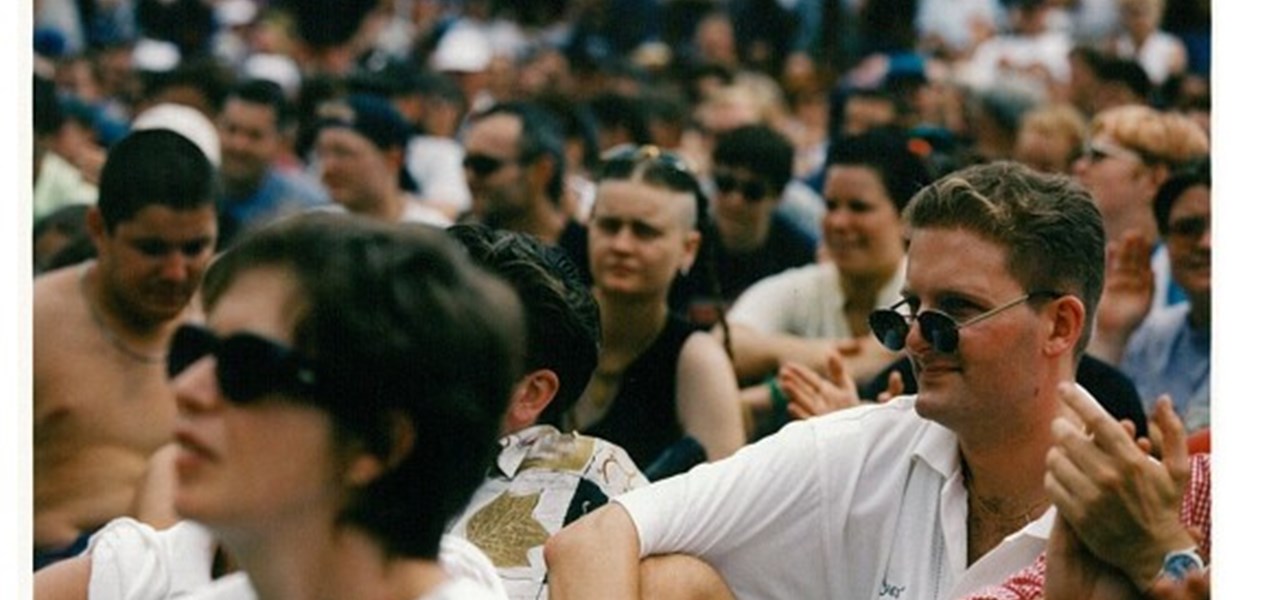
xmin=466 ymin=492 xmax=550 ymax=568
xmin=518 ymin=434 xmax=595 ymax=473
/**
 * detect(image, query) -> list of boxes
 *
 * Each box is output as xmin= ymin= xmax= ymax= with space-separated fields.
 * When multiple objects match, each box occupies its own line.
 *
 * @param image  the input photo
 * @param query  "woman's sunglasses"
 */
xmin=168 ymin=324 xmax=318 ymax=404
xmin=868 ymin=291 xmax=1062 ymax=353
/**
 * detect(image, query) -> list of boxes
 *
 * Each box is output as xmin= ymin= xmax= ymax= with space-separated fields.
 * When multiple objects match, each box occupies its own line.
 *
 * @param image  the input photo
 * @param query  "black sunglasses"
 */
xmin=168 ymin=324 xmax=318 ymax=404
xmin=1167 ymin=215 xmax=1209 ymax=241
xmin=712 ymin=171 xmax=770 ymax=202
xmin=868 ymin=291 xmax=1062 ymax=353
xmin=463 ymin=153 xmax=517 ymax=178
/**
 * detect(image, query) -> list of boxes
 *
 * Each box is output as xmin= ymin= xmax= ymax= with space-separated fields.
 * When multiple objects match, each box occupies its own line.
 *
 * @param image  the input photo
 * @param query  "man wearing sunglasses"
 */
xmin=547 ymin=161 xmax=1106 ymax=599
xmin=460 ymin=102 xmax=590 ymax=283
xmin=34 ymin=129 xmax=219 ymax=569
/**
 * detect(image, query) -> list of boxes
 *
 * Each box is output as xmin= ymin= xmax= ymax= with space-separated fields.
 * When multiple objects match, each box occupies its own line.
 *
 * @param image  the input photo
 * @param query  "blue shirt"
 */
xmin=219 ymin=169 xmax=329 ymax=246
xmin=1121 ymin=303 xmax=1210 ymax=431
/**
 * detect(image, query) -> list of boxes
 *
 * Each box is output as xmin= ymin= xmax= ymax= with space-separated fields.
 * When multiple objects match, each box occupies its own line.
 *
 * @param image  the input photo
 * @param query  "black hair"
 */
xmin=1096 ymin=55 xmax=1153 ymax=102
xmin=35 ymin=75 xmax=63 ymax=136
xmin=1154 ymin=157 xmax=1211 ymax=236
xmin=277 ymin=0 xmax=378 ymax=49
xmin=97 ymin=129 xmax=217 ymax=232
xmin=139 ymin=58 xmax=234 ymax=112
xmin=712 ymin=124 xmax=795 ymax=196
xmin=825 ymin=128 xmax=933 ymax=213
xmin=534 ymin=93 xmax=602 ymax=173
xmin=448 ymin=224 xmax=601 ymax=425
xmin=588 ymin=92 xmax=653 ymax=146
xmin=227 ymin=78 xmax=293 ymax=131
xmin=202 ymin=212 xmax=524 ymax=560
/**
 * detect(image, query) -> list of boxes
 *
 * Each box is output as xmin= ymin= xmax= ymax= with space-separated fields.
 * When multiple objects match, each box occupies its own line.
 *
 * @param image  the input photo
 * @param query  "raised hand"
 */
xmin=1045 ymin=512 xmax=1145 ymax=600
xmin=1089 ymin=230 xmax=1155 ymax=364
xmin=780 ymin=351 xmax=864 ymax=419
xmin=1045 ymin=384 xmax=1195 ymax=590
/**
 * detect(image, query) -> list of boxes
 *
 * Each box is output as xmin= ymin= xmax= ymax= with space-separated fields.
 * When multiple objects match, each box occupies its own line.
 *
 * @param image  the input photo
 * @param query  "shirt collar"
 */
xmin=493 ymin=424 xmax=560 ymax=479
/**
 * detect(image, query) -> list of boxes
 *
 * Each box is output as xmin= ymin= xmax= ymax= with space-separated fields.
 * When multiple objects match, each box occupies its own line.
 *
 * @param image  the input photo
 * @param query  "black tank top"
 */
xmin=583 ymin=315 xmax=697 ymax=472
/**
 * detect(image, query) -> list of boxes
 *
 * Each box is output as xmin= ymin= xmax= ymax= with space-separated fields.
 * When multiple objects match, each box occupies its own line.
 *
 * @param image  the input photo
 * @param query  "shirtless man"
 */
xmin=34 ymin=129 xmax=218 ymax=569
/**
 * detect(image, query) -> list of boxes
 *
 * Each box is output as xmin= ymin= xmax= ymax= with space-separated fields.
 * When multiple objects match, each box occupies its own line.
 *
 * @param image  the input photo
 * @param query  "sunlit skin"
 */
xmin=34 ymin=204 xmax=215 ymax=550
xmin=902 ymin=229 xmax=1049 ymax=438
xmin=588 ymin=180 xmax=699 ymax=301
xmin=1072 ymin=135 xmax=1160 ymax=242
xmin=170 ymin=267 xmax=348 ymax=537
xmin=821 ymin=165 xmax=905 ymax=288
xmin=169 ymin=265 xmax=453 ymax=600
xmin=92 ymin=205 xmax=218 ymax=327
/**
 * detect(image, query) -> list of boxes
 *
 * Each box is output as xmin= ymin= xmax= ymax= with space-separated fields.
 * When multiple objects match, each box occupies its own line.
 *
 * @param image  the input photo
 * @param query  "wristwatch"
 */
xmin=1157 ymin=547 xmax=1205 ymax=582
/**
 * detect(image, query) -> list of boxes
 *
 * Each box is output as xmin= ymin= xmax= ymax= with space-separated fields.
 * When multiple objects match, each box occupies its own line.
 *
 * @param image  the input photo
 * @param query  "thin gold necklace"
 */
xmin=80 ymin=263 xmax=166 ymax=364
xmin=963 ymin=459 xmax=1051 ymax=525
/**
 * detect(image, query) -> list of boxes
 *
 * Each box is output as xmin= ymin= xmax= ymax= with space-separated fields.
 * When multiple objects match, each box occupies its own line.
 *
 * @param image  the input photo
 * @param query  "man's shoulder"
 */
xmin=33 ymin=265 xmax=89 ymax=337
xmin=33 ymin=263 xmax=83 ymax=300
xmin=761 ymin=396 xmax=936 ymax=460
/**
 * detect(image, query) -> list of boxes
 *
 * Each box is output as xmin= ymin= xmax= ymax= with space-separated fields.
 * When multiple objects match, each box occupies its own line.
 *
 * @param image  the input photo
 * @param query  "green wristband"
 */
xmin=767 ymin=376 xmax=788 ymax=418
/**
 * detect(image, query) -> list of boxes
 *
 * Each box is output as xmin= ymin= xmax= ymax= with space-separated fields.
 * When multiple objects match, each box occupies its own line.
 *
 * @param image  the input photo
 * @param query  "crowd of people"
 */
xmin=31 ymin=0 xmax=1214 ymax=598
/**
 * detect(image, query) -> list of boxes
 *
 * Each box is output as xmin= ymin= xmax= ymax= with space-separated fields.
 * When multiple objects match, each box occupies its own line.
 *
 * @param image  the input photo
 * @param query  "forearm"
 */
xmin=546 ymin=503 xmax=643 ymax=600
xmin=725 ymin=324 xmax=825 ymax=383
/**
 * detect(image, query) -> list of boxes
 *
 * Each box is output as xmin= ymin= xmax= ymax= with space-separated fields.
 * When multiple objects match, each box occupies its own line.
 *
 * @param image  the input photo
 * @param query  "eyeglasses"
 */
xmin=1082 ymin=140 xmax=1146 ymax=165
xmin=168 ymin=324 xmax=318 ymax=404
xmin=712 ymin=170 xmax=770 ymax=202
xmin=868 ymin=291 xmax=1062 ymax=353
xmin=463 ymin=153 xmax=517 ymax=178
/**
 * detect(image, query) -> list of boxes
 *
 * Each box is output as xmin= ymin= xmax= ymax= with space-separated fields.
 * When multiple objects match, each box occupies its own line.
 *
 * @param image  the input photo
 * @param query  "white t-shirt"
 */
xmin=728 ymin=261 xmax=905 ymax=338
xmin=185 ymin=571 xmax=507 ymax=600
xmin=617 ymin=396 xmax=1053 ymax=600
xmin=84 ymin=518 xmax=507 ymax=600
xmin=86 ymin=519 xmax=219 ymax=600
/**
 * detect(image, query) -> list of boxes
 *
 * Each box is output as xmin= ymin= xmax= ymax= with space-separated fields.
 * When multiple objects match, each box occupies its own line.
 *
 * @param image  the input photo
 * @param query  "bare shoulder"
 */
xmin=678 ymin=331 xmax=732 ymax=367
xmin=675 ymin=332 xmax=737 ymax=392
xmin=33 ymin=265 xmax=86 ymax=326
xmin=33 ymin=266 xmax=93 ymax=382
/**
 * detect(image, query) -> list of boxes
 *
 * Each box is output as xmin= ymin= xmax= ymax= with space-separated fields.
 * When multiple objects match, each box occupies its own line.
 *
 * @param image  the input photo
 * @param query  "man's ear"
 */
xmin=525 ymin=154 xmax=554 ymax=197
xmin=345 ymin=412 xmax=416 ymax=487
xmin=507 ymin=369 xmax=560 ymax=431
xmin=1043 ymin=295 xmax=1086 ymax=359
